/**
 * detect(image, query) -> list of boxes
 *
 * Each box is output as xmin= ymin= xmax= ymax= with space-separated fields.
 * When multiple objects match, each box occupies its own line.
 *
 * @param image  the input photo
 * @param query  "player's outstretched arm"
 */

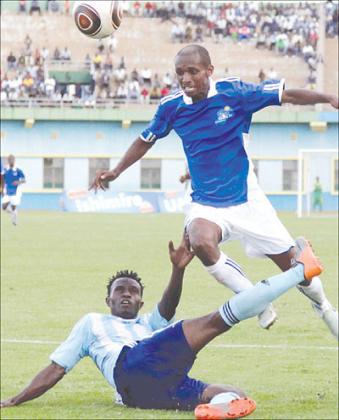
xmin=0 ymin=362 xmax=65 ymax=408
xmin=282 ymin=89 xmax=339 ymax=108
xmin=158 ymin=236 xmax=195 ymax=321
xmin=89 ymin=137 xmax=153 ymax=191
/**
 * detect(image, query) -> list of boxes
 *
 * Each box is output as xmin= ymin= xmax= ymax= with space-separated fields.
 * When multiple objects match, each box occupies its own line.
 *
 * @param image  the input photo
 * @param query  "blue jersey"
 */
xmin=49 ymin=306 xmax=172 ymax=390
xmin=141 ymin=77 xmax=284 ymax=207
xmin=1 ymin=167 xmax=25 ymax=196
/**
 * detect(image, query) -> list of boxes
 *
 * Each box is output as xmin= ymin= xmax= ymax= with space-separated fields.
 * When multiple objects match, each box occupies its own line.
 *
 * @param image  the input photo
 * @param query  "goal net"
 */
xmin=297 ymin=149 xmax=338 ymax=217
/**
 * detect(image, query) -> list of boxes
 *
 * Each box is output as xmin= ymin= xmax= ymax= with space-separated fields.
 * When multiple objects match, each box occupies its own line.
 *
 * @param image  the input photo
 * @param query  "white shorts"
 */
xmin=184 ymin=191 xmax=294 ymax=258
xmin=2 ymin=193 xmax=21 ymax=206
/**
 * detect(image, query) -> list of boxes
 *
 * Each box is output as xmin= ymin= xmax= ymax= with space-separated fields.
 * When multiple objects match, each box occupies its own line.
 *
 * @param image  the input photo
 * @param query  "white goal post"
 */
xmin=297 ymin=149 xmax=338 ymax=218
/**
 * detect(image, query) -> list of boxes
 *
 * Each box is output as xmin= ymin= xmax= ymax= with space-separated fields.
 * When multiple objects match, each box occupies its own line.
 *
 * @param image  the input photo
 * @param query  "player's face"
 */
xmin=175 ymin=53 xmax=214 ymax=102
xmin=106 ymin=278 xmax=144 ymax=319
xmin=8 ymin=155 xmax=15 ymax=167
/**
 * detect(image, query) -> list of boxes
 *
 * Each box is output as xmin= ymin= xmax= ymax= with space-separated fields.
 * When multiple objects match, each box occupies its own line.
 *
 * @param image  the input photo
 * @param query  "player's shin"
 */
xmin=219 ymin=265 xmax=305 ymax=326
xmin=205 ymin=251 xmax=277 ymax=329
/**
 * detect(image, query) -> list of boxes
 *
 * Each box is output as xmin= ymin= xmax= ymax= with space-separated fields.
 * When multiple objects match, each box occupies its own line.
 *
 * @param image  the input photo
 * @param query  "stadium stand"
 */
xmin=1 ymin=1 xmax=338 ymax=106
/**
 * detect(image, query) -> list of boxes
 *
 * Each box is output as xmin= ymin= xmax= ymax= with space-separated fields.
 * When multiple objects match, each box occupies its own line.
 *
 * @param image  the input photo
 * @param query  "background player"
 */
xmin=90 ymin=44 xmax=338 ymax=340
xmin=1 ymin=154 xmax=26 ymax=226
xmin=0 ymin=236 xmax=323 ymax=419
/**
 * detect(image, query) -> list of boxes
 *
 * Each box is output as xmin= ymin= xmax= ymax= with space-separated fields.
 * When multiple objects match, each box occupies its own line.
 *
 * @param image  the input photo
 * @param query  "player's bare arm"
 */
xmin=0 ymin=362 xmax=65 ymax=408
xmin=12 ymin=178 xmax=26 ymax=186
xmin=282 ymin=89 xmax=339 ymax=108
xmin=89 ymin=137 xmax=153 ymax=192
xmin=158 ymin=237 xmax=195 ymax=321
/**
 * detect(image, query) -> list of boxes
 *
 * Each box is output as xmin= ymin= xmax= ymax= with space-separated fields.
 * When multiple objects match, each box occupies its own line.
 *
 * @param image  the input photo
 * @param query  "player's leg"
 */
xmin=2 ymin=196 xmax=13 ymax=215
xmin=268 ymin=248 xmax=338 ymax=339
xmin=185 ymin=204 xmax=277 ymax=329
xmin=187 ymin=238 xmax=322 ymax=419
xmin=10 ymin=204 xmax=17 ymax=225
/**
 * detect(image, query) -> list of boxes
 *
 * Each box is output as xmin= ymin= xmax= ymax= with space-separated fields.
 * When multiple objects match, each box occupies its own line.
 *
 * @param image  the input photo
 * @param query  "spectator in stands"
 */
xmin=171 ymin=23 xmax=185 ymax=43
xmin=22 ymin=72 xmax=34 ymax=95
xmin=128 ymin=79 xmax=140 ymax=101
xmin=107 ymin=34 xmax=118 ymax=52
xmin=47 ymin=0 xmax=59 ymax=13
xmin=160 ymin=85 xmax=170 ymax=98
xmin=34 ymin=48 xmax=42 ymax=66
xmin=60 ymin=47 xmax=71 ymax=61
xmin=84 ymin=53 xmax=91 ymax=69
xmin=258 ymin=69 xmax=266 ymax=83
xmin=118 ymin=57 xmax=126 ymax=69
xmin=194 ymin=25 xmax=204 ymax=42
xmin=18 ymin=0 xmax=27 ymax=14
xmin=141 ymin=67 xmax=152 ymax=86
xmin=41 ymin=47 xmax=49 ymax=63
xmin=93 ymin=52 xmax=103 ymax=70
xmin=29 ymin=0 xmax=42 ymax=15
xmin=53 ymin=47 xmax=61 ymax=61
xmin=24 ymin=34 xmax=32 ymax=52
xmin=149 ymin=86 xmax=161 ymax=101
xmin=116 ymin=82 xmax=128 ymax=100
xmin=7 ymin=52 xmax=17 ymax=71
xmin=140 ymin=86 xmax=149 ymax=103
xmin=104 ymin=53 xmax=113 ymax=72
xmin=152 ymin=73 xmax=161 ymax=89
xmin=64 ymin=0 xmax=70 ymax=15
xmin=185 ymin=22 xmax=193 ymax=43
xmin=130 ymin=68 xmax=139 ymax=82
xmin=267 ymin=67 xmax=278 ymax=80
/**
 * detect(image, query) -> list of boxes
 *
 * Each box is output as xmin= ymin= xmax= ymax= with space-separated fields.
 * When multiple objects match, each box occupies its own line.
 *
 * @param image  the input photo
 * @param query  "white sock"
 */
xmin=210 ymin=392 xmax=240 ymax=405
xmin=297 ymin=276 xmax=331 ymax=310
xmin=205 ymin=252 xmax=253 ymax=293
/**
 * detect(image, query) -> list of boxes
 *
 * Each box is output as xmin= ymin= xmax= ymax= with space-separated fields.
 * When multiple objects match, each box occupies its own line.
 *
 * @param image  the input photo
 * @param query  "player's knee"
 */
xmin=190 ymin=234 xmax=216 ymax=258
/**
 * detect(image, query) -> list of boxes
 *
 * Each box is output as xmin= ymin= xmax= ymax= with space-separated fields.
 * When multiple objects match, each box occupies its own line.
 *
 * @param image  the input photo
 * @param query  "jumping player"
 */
xmin=1 ymin=155 xmax=26 ymax=226
xmin=0 ymin=237 xmax=323 ymax=419
xmin=90 ymin=44 xmax=338 ymax=339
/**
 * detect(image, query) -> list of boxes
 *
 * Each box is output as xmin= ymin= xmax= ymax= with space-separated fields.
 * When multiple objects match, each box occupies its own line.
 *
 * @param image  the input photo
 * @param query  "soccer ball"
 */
xmin=73 ymin=1 xmax=123 ymax=39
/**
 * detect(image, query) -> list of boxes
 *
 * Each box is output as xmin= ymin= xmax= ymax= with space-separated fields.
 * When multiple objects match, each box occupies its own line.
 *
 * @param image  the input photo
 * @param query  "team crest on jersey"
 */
xmin=215 ymin=106 xmax=233 ymax=125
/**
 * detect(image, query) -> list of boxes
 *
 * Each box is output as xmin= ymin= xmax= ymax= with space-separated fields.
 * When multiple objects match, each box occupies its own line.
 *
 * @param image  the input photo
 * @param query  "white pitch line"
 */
xmin=1 ymin=338 xmax=337 ymax=351
xmin=209 ymin=343 xmax=338 ymax=351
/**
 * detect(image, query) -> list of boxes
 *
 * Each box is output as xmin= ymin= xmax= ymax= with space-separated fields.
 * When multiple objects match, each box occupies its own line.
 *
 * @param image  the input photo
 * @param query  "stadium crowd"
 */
xmin=1 ymin=1 xmax=338 ymax=105
xmin=0 ymin=34 xmax=180 ymax=105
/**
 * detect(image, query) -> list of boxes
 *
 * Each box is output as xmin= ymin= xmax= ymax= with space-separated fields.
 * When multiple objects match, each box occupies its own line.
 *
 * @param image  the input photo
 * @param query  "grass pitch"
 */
xmin=1 ymin=211 xmax=338 ymax=419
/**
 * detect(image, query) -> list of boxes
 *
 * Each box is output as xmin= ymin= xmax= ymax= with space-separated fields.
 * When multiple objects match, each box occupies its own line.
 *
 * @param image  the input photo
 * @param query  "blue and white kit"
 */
xmin=140 ymin=77 xmax=294 ymax=257
xmin=1 ymin=166 xmax=25 ymax=205
xmin=50 ymin=308 xmax=208 ymax=409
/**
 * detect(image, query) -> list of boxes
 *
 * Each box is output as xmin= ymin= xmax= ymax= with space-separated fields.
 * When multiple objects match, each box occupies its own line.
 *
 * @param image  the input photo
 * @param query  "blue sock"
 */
xmin=219 ymin=265 xmax=304 ymax=326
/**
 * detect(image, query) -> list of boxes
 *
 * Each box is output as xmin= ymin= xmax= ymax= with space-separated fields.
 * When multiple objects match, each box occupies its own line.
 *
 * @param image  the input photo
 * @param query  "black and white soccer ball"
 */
xmin=73 ymin=1 xmax=123 ymax=39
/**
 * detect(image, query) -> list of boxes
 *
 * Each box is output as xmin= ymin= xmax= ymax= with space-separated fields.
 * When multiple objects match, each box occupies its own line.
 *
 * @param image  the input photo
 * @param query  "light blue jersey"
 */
xmin=50 ymin=306 xmax=172 ymax=389
xmin=141 ymin=78 xmax=284 ymax=207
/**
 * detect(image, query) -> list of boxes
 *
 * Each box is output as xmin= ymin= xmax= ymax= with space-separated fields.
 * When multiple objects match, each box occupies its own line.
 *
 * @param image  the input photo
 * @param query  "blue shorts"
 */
xmin=114 ymin=320 xmax=208 ymax=410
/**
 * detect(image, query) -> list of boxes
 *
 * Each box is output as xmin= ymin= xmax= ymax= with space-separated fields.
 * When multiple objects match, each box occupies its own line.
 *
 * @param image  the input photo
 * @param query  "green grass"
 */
xmin=1 ymin=211 xmax=338 ymax=419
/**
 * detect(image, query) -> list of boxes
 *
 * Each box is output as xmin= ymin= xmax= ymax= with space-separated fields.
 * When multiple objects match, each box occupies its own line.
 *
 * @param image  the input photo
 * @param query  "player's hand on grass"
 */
xmin=0 ymin=399 xmax=15 ymax=408
xmin=168 ymin=236 xmax=194 ymax=270
xmin=89 ymin=169 xmax=119 ymax=192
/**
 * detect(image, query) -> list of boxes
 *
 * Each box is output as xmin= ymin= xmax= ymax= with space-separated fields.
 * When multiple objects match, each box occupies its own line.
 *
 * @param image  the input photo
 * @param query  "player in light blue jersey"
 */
xmin=0 ymin=237 xmax=323 ymax=418
xmin=1 ymin=154 xmax=26 ymax=226
xmin=90 ymin=44 xmax=338 ymax=340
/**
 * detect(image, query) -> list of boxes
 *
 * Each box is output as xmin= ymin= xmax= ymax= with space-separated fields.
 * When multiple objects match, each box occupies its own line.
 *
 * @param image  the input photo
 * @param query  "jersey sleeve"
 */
xmin=142 ymin=304 xmax=174 ymax=331
xmin=49 ymin=314 xmax=91 ymax=372
xmin=140 ymin=103 xmax=173 ymax=143
xmin=235 ymin=79 xmax=285 ymax=113
xmin=18 ymin=169 xmax=25 ymax=180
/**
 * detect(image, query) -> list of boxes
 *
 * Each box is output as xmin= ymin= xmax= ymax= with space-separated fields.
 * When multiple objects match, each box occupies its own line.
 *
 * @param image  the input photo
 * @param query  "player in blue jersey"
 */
xmin=0 ymin=237 xmax=323 ymax=418
xmin=90 ymin=44 xmax=338 ymax=340
xmin=1 ymin=155 xmax=26 ymax=226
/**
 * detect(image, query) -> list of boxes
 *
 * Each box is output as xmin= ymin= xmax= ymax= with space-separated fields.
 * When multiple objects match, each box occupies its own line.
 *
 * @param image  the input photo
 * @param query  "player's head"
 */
xmin=8 ymin=154 xmax=15 ymax=167
xmin=175 ymin=44 xmax=214 ymax=102
xmin=106 ymin=270 xmax=144 ymax=319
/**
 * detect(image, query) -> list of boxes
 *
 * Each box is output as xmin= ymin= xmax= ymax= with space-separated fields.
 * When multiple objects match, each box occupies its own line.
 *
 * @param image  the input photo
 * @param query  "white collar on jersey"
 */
xmin=6 ymin=166 xmax=17 ymax=171
xmin=182 ymin=77 xmax=217 ymax=105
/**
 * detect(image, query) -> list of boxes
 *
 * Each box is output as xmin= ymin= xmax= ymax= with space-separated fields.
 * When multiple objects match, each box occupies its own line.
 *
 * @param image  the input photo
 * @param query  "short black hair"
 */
xmin=176 ymin=44 xmax=212 ymax=67
xmin=107 ymin=270 xmax=145 ymax=297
